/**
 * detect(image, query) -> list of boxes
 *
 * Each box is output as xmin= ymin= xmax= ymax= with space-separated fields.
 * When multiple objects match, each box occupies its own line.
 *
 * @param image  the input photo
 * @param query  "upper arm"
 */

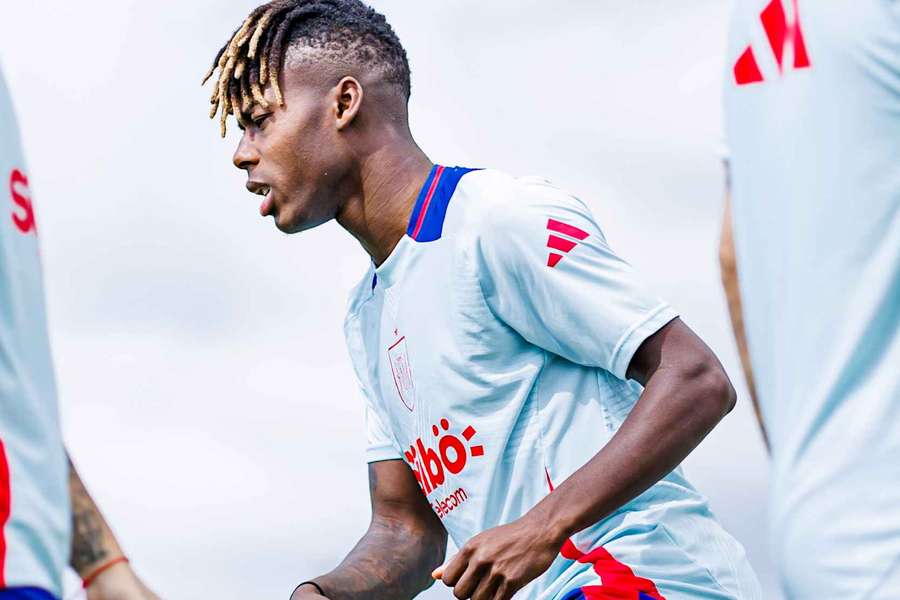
xmin=476 ymin=182 xmax=677 ymax=379
xmin=626 ymin=318 xmax=719 ymax=385
xmin=368 ymin=460 xmax=446 ymax=540
xmin=626 ymin=318 xmax=736 ymax=413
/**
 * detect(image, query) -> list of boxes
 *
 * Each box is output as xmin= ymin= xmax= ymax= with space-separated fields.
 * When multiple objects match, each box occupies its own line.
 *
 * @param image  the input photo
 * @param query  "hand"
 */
xmin=289 ymin=583 xmax=329 ymax=600
xmin=433 ymin=513 xmax=563 ymax=600
xmin=84 ymin=561 xmax=160 ymax=600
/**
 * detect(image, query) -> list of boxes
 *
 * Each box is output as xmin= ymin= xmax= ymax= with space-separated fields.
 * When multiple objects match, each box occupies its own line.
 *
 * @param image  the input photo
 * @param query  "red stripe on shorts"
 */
xmin=547 ymin=470 xmax=665 ymax=598
xmin=576 ymin=544 xmax=666 ymax=599
xmin=0 ymin=438 xmax=11 ymax=586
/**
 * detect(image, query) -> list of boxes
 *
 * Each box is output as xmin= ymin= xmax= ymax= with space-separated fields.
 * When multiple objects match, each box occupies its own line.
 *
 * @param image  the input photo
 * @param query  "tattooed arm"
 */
xmin=291 ymin=460 xmax=447 ymax=600
xmin=68 ymin=454 xmax=159 ymax=599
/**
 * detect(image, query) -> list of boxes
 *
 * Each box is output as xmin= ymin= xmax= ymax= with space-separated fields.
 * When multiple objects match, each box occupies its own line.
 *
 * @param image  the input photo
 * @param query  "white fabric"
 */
xmin=344 ymin=168 xmax=760 ymax=598
xmin=0 ymin=68 xmax=70 ymax=596
xmin=724 ymin=1 xmax=900 ymax=597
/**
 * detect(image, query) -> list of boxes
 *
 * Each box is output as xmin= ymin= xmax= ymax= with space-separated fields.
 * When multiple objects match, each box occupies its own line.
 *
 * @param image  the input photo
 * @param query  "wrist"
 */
xmin=523 ymin=499 xmax=572 ymax=549
xmin=82 ymin=555 xmax=130 ymax=589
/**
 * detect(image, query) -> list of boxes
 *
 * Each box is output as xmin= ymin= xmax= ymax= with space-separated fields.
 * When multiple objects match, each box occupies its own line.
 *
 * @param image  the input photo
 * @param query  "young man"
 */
xmin=722 ymin=0 xmax=899 ymax=597
xmin=1 ymin=69 xmax=157 ymax=600
xmin=204 ymin=2 xmax=761 ymax=598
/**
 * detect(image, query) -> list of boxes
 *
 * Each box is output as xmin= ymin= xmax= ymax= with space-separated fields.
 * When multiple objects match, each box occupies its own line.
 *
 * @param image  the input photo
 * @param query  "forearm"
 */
xmin=302 ymin=514 xmax=445 ymax=600
xmin=68 ymin=454 xmax=125 ymax=577
xmin=530 ymin=357 xmax=734 ymax=542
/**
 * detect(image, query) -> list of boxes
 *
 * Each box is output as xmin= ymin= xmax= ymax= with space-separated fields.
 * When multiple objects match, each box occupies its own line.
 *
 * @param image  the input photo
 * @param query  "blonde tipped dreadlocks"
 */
xmin=202 ymin=0 xmax=412 ymax=137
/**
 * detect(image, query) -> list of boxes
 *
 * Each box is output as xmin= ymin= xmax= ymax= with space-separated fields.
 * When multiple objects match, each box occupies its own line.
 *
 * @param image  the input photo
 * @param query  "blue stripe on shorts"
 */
xmin=560 ymin=589 xmax=660 ymax=600
xmin=0 ymin=588 xmax=57 ymax=600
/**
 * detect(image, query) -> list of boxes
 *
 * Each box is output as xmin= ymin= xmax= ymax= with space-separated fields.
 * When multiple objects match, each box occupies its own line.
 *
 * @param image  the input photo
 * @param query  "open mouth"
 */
xmin=247 ymin=181 xmax=274 ymax=217
xmin=247 ymin=182 xmax=271 ymax=198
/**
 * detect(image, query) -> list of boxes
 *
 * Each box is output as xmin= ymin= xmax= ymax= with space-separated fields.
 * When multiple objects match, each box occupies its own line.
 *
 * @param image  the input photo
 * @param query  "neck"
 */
xmin=336 ymin=138 xmax=432 ymax=266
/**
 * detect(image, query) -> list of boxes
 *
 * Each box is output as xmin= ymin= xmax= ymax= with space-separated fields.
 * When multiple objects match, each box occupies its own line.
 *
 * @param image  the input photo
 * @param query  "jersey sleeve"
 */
xmin=363 ymin=388 xmax=402 ymax=463
xmin=344 ymin=303 xmax=403 ymax=464
xmin=476 ymin=179 xmax=678 ymax=380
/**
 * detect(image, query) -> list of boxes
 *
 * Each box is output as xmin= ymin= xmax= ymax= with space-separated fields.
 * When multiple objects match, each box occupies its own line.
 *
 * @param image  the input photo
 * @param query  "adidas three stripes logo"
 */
xmin=546 ymin=218 xmax=589 ymax=268
xmin=734 ymin=0 xmax=811 ymax=86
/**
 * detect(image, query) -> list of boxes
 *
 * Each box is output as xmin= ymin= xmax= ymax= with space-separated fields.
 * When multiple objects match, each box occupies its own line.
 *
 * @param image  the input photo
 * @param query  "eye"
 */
xmin=252 ymin=113 xmax=271 ymax=128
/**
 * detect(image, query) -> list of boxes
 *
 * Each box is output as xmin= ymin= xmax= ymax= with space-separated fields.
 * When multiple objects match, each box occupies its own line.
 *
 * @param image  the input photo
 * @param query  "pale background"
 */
xmin=0 ymin=1 xmax=777 ymax=598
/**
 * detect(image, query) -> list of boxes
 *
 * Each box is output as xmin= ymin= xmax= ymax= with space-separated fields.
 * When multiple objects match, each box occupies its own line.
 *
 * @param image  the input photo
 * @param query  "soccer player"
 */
xmin=204 ymin=2 xmax=761 ymax=598
xmin=722 ymin=0 xmax=899 ymax=597
xmin=1 ymin=69 xmax=157 ymax=599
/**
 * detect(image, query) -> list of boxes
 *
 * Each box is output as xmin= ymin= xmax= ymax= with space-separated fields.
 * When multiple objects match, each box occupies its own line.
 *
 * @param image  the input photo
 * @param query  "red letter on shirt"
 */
xmin=9 ymin=169 xmax=36 ymax=234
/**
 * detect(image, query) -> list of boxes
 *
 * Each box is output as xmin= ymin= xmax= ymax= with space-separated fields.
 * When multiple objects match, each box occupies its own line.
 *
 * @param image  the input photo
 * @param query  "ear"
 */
xmin=334 ymin=76 xmax=363 ymax=131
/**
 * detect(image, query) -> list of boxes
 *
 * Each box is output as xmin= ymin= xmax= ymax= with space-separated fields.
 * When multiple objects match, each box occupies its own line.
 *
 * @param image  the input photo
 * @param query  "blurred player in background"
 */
xmin=204 ymin=2 xmax=761 ymax=599
xmin=0 ymin=68 xmax=157 ymax=600
xmin=721 ymin=0 xmax=899 ymax=597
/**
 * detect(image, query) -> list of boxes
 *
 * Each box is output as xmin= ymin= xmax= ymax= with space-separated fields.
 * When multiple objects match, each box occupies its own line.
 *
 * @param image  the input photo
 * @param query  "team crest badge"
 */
xmin=388 ymin=332 xmax=416 ymax=411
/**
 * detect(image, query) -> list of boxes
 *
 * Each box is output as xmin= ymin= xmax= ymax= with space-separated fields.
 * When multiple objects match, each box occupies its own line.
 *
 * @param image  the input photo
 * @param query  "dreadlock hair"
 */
xmin=202 ymin=0 xmax=411 ymax=137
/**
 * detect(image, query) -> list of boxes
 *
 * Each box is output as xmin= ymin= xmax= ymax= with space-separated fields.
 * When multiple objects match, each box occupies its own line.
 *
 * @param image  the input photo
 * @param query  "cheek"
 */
xmin=271 ymin=100 xmax=345 ymax=191
xmin=291 ymin=126 xmax=342 ymax=179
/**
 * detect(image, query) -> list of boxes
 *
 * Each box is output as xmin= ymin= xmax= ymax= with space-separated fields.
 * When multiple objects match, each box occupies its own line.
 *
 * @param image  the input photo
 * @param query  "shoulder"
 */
xmin=457 ymin=169 xmax=573 ymax=212
xmin=455 ymin=169 xmax=601 ymax=248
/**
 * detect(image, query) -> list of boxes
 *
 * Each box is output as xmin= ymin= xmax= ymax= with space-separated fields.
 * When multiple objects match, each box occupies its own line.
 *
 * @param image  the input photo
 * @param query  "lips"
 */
xmin=246 ymin=180 xmax=273 ymax=217
xmin=259 ymin=194 xmax=273 ymax=217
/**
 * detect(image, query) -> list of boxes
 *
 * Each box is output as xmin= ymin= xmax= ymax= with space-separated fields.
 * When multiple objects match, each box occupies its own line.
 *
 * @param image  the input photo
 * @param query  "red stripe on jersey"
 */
xmin=547 ymin=218 xmax=589 ymax=240
xmin=0 ymin=439 xmax=10 ymax=587
xmin=545 ymin=467 xmax=555 ymax=492
xmin=547 ymin=253 xmax=564 ymax=268
xmin=761 ymin=0 xmax=788 ymax=71
xmin=547 ymin=234 xmax=578 ymax=253
xmin=791 ymin=0 xmax=811 ymax=68
xmin=411 ymin=166 xmax=444 ymax=240
xmin=760 ymin=0 xmax=812 ymax=71
xmin=734 ymin=47 xmax=764 ymax=85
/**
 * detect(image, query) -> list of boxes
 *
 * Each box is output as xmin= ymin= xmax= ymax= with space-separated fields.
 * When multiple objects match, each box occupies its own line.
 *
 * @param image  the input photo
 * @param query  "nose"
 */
xmin=232 ymin=132 xmax=259 ymax=171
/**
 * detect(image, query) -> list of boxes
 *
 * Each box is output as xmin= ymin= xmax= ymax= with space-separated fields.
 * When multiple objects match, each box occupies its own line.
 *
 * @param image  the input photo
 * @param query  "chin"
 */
xmin=274 ymin=209 xmax=318 ymax=234
xmin=274 ymin=218 xmax=305 ymax=235
xmin=273 ymin=216 xmax=297 ymax=234
xmin=281 ymin=201 xmax=336 ymax=233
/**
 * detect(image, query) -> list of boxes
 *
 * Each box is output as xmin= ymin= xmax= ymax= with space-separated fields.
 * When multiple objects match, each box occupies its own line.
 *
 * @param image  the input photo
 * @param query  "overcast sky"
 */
xmin=0 ymin=1 xmax=778 ymax=598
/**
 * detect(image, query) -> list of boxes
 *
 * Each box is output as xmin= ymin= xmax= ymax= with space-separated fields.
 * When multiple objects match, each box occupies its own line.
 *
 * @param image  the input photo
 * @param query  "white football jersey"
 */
xmin=0 ymin=68 xmax=70 ymax=596
xmin=344 ymin=166 xmax=760 ymax=599
xmin=724 ymin=0 xmax=900 ymax=597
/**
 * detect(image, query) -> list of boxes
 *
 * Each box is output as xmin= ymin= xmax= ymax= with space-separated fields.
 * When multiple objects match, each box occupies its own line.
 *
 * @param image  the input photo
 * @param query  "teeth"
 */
xmin=256 ymin=186 xmax=270 ymax=197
